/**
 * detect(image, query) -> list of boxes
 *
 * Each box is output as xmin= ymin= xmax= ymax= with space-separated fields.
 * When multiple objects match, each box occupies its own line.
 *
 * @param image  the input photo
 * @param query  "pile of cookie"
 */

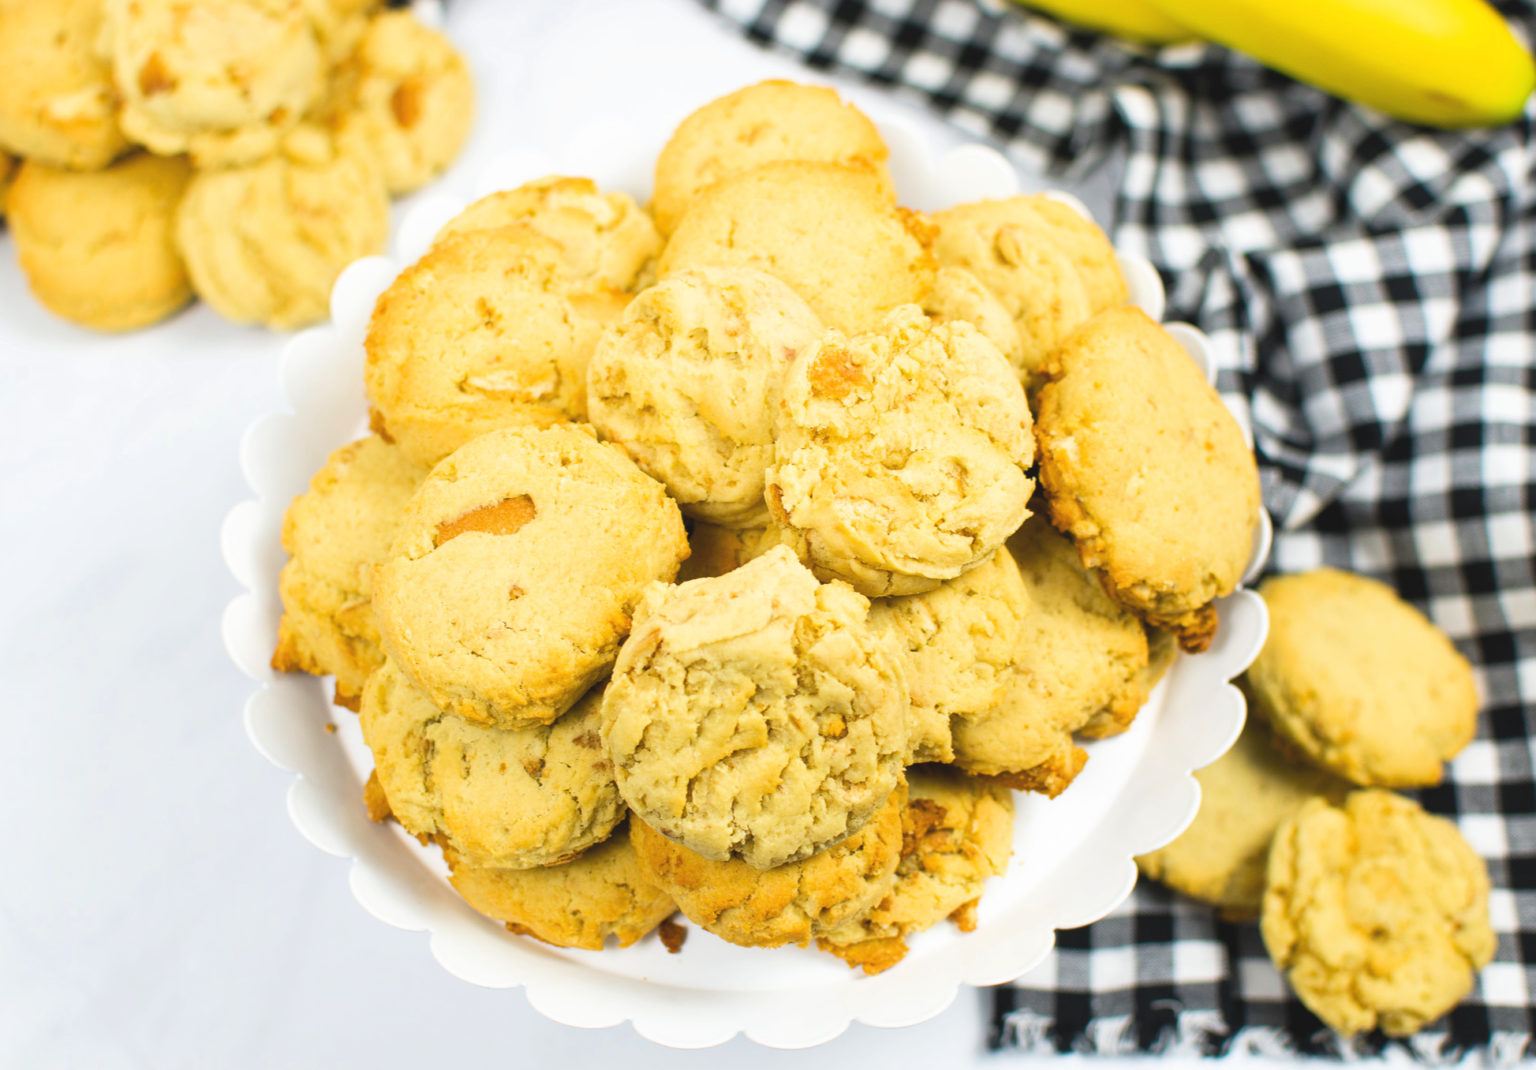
xmin=1140 ymin=569 xmax=1492 ymax=1037
xmin=272 ymin=80 xmax=1264 ymax=972
xmin=0 ymin=0 xmax=472 ymax=332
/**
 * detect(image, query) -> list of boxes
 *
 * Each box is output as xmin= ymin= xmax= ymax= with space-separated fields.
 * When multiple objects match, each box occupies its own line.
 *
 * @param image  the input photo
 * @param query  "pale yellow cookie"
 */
xmin=1247 ymin=569 xmax=1479 ymax=788
xmin=1034 ymin=307 xmax=1261 ymax=652
xmin=819 ymin=767 xmax=1014 ymax=975
xmin=1078 ymin=626 xmax=1177 ymax=740
xmin=658 ymin=160 xmax=935 ymax=335
xmin=1262 ymin=790 xmax=1495 ymax=1037
xmin=920 ymin=265 xmax=1025 ymax=370
xmin=9 ymin=154 xmax=192 ymax=332
xmin=372 ymin=425 xmax=688 ymax=729
xmin=587 ymin=267 xmax=823 ymax=526
xmin=271 ymin=434 xmax=429 ymax=710
xmin=628 ymin=780 xmax=906 ymax=949
xmin=651 ymin=79 xmax=892 ymax=236
xmin=605 ymin=546 xmax=909 ymax=870
xmin=437 ymin=176 xmax=660 ymax=293
xmin=767 ymin=305 xmax=1034 ymax=597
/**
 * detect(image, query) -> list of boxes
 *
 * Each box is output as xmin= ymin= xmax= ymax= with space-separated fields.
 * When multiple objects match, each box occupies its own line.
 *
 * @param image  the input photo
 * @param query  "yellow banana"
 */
xmin=1142 ymin=0 xmax=1535 ymax=126
xmin=1009 ymin=0 xmax=1194 ymax=45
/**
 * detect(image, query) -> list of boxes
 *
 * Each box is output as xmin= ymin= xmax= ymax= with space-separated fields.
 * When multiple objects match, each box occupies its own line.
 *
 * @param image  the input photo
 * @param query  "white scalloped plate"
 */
xmin=222 ymin=108 xmax=1272 ymax=1050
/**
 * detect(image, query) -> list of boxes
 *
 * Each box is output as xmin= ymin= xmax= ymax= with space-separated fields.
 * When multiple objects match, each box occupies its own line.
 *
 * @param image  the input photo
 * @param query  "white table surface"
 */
xmin=0 ymin=1 xmax=1242 ymax=1066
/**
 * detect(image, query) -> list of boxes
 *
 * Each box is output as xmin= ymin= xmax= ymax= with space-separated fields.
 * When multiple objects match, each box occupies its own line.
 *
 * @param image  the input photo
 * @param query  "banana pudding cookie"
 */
xmin=628 ymin=780 xmax=905 ymax=949
xmin=1247 ymin=568 xmax=1478 ymax=787
xmin=767 ymin=305 xmax=1034 ymax=597
xmin=1262 ymin=790 xmax=1495 ymax=1037
xmin=9 ymin=153 xmax=193 ymax=332
xmin=1034 ymin=306 xmax=1261 ymax=652
xmin=271 ymin=434 xmax=428 ymax=709
xmin=819 ymin=767 xmax=1014 ymax=975
xmin=372 ymin=425 xmax=687 ymax=728
xmin=604 ymin=547 xmax=908 ymax=870
xmin=657 ymin=160 xmax=934 ymax=335
xmin=588 ymin=267 xmax=823 ymax=526
xmin=651 ymin=79 xmax=892 ymax=236
xmin=437 ymin=176 xmax=660 ymax=293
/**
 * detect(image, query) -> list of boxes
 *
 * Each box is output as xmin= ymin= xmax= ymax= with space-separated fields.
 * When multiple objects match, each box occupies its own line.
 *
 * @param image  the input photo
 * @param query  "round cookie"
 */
xmin=951 ymin=517 xmax=1151 ymax=797
xmin=1247 ymin=568 xmax=1479 ymax=788
xmin=819 ymin=767 xmax=1014 ymax=975
xmin=436 ymin=176 xmax=660 ymax=293
xmin=605 ymin=546 xmax=909 ymax=870
xmin=103 ymin=0 xmax=325 ymax=167
xmin=651 ymin=79 xmax=892 ymax=236
xmin=271 ymin=434 xmax=429 ymax=710
xmin=1136 ymin=719 xmax=1351 ymax=917
xmin=767 ymin=305 xmax=1035 ymax=597
xmin=372 ymin=425 xmax=688 ymax=728
xmin=9 ymin=154 xmax=193 ymax=332
xmin=444 ymin=830 xmax=676 ymax=950
xmin=0 ymin=0 xmax=128 ymax=170
xmin=176 ymin=125 xmax=389 ymax=329
xmin=364 ymin=227 xmax=627 ymax=466
xmin=1034 ymin=306 xmax=1261 ymax=652
xmin=360 ymin=661 xmax=624 ymax=870
xmin=657 ymin=160 xmax=935 ymax=336
xmin=920 ymin=265 xmax=1025 ymax=370
xmin=1262 ymin=790 xmax=1495 ymax=1037
xmin=587 ymin=267 xmax=823 ymax=526
xmin=331 ymin=10 xmax=474 ymax=195
xmin=628 ymin=780 xmax=906 ymax=949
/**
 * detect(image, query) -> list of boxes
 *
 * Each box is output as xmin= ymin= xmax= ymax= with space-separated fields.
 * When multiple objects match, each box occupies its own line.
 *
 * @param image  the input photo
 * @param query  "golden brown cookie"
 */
xmin=651 ymin=79 xmax=892 ymax=236
xmin=605 ymin=546 xmax=909 ymax=870
xmin=1247 ymin=569 xmax=1479 ymax=788
xmin=658 ymin=160 xmax=935 ymax=335
xmin=1034 ymin=307 xmax=1261 ymax=652
xmin=1262 ymin=790 xmax=1495 ymax=1037
xmin=271 ymin=434 xmax=429 ymax=709
xmin=372 ymin=425 xmax=688 ymax=729
xmin=9 ymin=154 xmax=192 ymax=332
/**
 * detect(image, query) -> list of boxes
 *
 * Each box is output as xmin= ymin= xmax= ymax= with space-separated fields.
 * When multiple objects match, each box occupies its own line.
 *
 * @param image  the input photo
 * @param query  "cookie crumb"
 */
xmin=659 ymin=917 xmax=688 ymax=953
xmin=363 ymin=770 xmax=393 ymax=823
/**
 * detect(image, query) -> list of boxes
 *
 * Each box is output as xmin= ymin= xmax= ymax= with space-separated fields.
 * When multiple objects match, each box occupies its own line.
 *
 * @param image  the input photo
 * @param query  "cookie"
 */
xmin=360 ymin=661 xmax=623 ymax=869
xmin=175 ymin=125 xmax=389 ymax=329
xmin=628 ymin=780 xmax=906 ymax=949
xmin=371 ymin=425 xmax=688 ymax=728
xmin=767 ymin=305 xmax=1034 ymax=597
xmin=605 ymin=546 xmax=909 ymax=870
xmin=9 ymin=154 xmax=193 ymax=332
xmin=658 ymin=160 xmax=935 ymax=335
xmin=651 ymin=79 xmax=892 ymax=236
xmin=1262 ymin=790 xmax=1495 ymax=1037
xmin=303 ymin=0 xmax=380 ymax=63
xmin=1136 ymin=719 xmax=1350 ymax=917
xmin=103 ymin=0 xmax=325 ymax=167
xmin=437 ymin=176 xmax=660 ymax=293
xmin=819 ymin=766 xmax=1014 ymax=974
xmin=587 ymin=266 xmax=823 ymax=526
xmin=869 ymin=545 xmax=1032 ymax=764
xmin=444 ymin=829 xmax=676 ymax=950
xmin=1247 ymin=568 xmax=1479 ymax=788
xmin=0 ymin=0 xmax=128 ymax=170
xmin=920 ymin=265 xmax=1025 ymax=370
xmin=271 ymin=434 xmax=429 ymax=709
xmin=364 ymin=227 xmax=627 ymax=466
xmin=1078 ymin=626 xmax=1177 ymax=740
xmin=950 ymin=517 xmax=1150 ymax=796
xmin=1034 ymin=307 xmax=1261 ymax=651
xmin=331 ymin=10 xmax=474 ymax=195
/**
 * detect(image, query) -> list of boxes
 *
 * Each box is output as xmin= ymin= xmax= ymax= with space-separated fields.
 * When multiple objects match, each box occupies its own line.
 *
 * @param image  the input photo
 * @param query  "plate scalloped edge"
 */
xmin=221 ymin=111 xmax=1271 ymax=1050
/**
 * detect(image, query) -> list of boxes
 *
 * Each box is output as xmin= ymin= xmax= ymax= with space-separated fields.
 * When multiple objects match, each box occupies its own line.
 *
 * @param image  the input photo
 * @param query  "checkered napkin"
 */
xmin=699 ymin=0 xmax=1536 ymax=1058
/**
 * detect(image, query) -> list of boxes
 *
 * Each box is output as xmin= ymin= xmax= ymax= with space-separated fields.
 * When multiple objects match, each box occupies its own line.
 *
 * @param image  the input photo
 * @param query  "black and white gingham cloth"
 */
xmin=700 ymin=0 xmax=1536 ymax=1059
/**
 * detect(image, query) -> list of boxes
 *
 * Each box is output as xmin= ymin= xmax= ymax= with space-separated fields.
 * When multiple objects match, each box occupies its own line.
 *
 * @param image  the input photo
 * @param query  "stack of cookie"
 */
xmin=0 ymin=0 xmax=473 ymax=332
xmin=1139 ymin=568 xmax=1493 ymax=1037
xmin=271 ymin=80 xmax=1262 ymax=972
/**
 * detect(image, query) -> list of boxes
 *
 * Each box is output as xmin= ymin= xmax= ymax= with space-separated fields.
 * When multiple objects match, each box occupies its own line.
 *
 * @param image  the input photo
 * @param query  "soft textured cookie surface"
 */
xmin=1262 ymin=790 xmax=1495 ymax=1037
xmin=605 ymin=547 xmax=908 ymax=870
xmin=1247 ymin=568 xmax=1478 ymax=788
